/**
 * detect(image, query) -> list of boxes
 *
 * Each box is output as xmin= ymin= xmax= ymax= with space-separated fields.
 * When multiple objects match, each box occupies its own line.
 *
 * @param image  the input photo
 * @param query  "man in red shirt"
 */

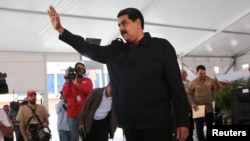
xmin=62 ymin=62 xmax=93 ymax=141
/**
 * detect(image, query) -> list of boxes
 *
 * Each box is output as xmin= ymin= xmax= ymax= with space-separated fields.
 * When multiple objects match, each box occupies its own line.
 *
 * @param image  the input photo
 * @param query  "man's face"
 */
xmin=180 ymin=70 xmax=187 ymax=80
xmin=197 ymin=69 xmax=206 ymax=81
xmin=76 ymin=64 xmax=85 ymax=77
xmin=3 ymin=106 xmax=9 ymax=114
xmin=118 ymin=14 xmax=140 ymax=43
xmin=105 ymin=85 xmax=112 ymax=97
xmin=28 ymin=94 xmax=37 ymax=105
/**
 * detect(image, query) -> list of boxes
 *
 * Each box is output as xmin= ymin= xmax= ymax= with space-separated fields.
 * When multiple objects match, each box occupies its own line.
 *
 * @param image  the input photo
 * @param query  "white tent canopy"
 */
xmin=1 ymin=0 xmax=250 ymax=83
xmin=1 ymin=0 xmax=250 ymax=57
xmin=1 ymin=2 xmax=250 ymax=140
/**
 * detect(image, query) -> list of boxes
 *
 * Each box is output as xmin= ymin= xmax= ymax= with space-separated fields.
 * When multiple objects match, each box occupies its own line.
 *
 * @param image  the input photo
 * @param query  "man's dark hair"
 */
xmin=117 ymin=8 xmax=144 ymax=29
xmin=75 ymin=62 xmax=86 ymax=74
xmin=196 ymin=65 xmax=206 ymax=72
xmin=75 ymin=62 xmax=85 ymax=68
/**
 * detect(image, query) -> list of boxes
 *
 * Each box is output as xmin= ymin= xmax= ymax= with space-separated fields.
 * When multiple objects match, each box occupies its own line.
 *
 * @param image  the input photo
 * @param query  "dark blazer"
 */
xmin=78 ymin=87 xmax=117 ymax=138
xmin=60 ymin=29 xmax=190 ymax=129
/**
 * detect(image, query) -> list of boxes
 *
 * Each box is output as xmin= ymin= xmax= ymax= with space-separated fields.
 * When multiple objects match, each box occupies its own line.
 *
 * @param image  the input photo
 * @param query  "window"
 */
xmin=242 ymin=64 xmax=249 ymax=70
xmin=214 ymin=66 xmax=219 ymax=74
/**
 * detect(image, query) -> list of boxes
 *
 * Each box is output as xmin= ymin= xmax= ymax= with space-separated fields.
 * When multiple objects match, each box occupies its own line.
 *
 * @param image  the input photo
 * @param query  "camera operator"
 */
xmin=62 ymin=62 xmax=93 ymax=141
xmin=16 ymin=90 xmax=50 ymax=141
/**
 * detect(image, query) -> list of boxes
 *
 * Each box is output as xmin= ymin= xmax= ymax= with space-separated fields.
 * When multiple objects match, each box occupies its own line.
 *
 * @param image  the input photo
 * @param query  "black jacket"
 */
xmin=59 ymin=29 xmax=190 ymax=129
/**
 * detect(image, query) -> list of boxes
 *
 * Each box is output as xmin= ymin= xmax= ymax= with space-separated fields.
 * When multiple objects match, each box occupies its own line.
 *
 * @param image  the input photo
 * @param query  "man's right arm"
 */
xmin=16 ymin=108 xmax=28 ymax=141
xmin=186 ymin=81 xmax=198 ymax=111
xmin=62 ymin=81 xmax=72 ymax=99
xmin=19 ymin=121 xmax=28 ymax=141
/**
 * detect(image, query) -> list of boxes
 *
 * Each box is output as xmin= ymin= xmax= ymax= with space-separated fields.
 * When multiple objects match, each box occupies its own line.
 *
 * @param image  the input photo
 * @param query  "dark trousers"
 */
xmin=14 ymin=125 xmax=24 ymax=141
xmin=123 ymin=128 xmax=172 ymax=141
xmin=194 ymin=112 xmax=214 ymax=141
xmin=187 ymin=110 xmax=194 ymax=141
xmin=87 ymin=117 xmax=109 ymax=141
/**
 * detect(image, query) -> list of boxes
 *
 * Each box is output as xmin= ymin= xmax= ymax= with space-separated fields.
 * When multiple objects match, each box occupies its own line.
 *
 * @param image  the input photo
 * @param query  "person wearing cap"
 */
xmin=16 ymin=90 xmax=50 ymax=141
xmin=62 ymin=62 xmax=93 ymax=141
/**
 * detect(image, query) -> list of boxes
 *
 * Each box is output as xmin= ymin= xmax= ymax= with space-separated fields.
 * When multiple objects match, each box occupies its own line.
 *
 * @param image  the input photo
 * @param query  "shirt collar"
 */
xmin=126 ymin=32 xmax=151 ymax=47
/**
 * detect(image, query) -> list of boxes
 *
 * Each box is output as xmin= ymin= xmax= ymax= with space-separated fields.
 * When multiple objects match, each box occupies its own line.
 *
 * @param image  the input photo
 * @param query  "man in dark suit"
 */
xmin=49 ymin=6 xmax=190 ymax=141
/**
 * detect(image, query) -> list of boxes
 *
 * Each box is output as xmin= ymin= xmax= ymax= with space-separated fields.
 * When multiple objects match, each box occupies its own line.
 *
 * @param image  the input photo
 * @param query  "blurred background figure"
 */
xmin=187 ymin=65 xmax=216 ymax=141
xmin=9 ymin=99 xmax=28 ymax=141
xmin=3 ymin=105 xmax=10 ymax=115
xmin=2 ymin=104 xmax=14 ymax=141
xmin=180 ymin=69 xmax=194 ymax=141
xmin=0 ymin=108 xmax=13 ymax=141
xmin=56 ymin=91 xmax=71 ymax=141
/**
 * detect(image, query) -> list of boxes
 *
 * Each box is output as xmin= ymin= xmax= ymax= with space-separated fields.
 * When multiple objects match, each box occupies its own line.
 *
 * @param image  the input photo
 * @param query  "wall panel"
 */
xmin=0 ymin=52 xmax=46 ymax=93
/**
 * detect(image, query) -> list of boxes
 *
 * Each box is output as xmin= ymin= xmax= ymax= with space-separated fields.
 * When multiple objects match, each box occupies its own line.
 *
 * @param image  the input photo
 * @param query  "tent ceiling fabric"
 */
xmin=1 ymin=0 xmax=250 ymax=58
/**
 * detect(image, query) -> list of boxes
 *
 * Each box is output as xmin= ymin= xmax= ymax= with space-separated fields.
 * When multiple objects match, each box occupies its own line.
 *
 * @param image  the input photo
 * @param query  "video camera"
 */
xmin=9 ymin=100 xmax=28 ymax=120
xmin=10 ymin=101 xmax=19 ymax=112
xmin=10 ymin=100 xmax=28 ymax=112
xmin=65 ymin=67 xmax=80 ymax=80
xmin=28 ymin=123 xmax=40 ymax=141
xmin=0 ymin=72 xmax=7 ymax=80
xmin=0 ymin=72 xmax=8 ymax=94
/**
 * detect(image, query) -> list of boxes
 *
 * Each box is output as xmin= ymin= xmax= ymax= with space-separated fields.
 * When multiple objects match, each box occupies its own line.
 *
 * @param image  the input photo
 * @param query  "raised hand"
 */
xmin=48 ymin=5 xmax=64 ymax=34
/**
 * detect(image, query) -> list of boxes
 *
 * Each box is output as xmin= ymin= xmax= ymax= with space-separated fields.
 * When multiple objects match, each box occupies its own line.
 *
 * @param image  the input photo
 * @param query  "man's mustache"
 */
xmin=121 ymin=31 xmax=127 ymax=35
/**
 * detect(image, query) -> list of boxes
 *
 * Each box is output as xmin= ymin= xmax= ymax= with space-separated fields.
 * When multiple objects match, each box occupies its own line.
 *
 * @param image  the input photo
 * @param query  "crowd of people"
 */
xmin=0 ymin=90 xmax=50 ymax=141
xmin=1 ymin=64 xmax=216 ymax=141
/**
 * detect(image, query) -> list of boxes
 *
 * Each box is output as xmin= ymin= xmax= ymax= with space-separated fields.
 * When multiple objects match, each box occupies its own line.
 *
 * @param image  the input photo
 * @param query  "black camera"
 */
xmin=0 ymin=72 xmax=7 ymax=80
xmin=10 ymin=101 xmax=19 ymax=112
xmin=28 ymin=123 xmax=40 ymax=141
xmin=65 ymin=67 xmax=80 ymax=80
xmin=28 ymin=123 xmax=39 ymax=133
xmin=0 ymin=72 xmax=8 ymax=94
xmin=79 ymin=129 xmax=87 ymax=141
xmin=10 ymin=100 xmax=28 ymax=112
xmin=43 ymin=127 xmax=51 ymax=141
xmin=9 ymin=100 xmax=28 ymax=120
